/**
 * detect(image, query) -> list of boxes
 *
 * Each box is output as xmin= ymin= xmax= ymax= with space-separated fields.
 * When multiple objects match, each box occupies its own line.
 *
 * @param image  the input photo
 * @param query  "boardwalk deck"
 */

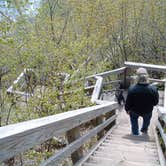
xmin=0 ymin=62 xmax=165 ymax=165
xmin=80 ymin=108 xmax=161 ymax=166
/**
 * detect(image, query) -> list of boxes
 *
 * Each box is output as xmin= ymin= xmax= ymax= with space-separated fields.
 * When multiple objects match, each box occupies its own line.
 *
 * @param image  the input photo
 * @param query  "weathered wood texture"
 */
xmin=154 ymin=121 xmax=166 ymax=166
xmin=91 ymin=76 xmax=103 ymax=103
xmin=40 ymin=115 xmax=117 ymax=166
xmin=105 ymin=110 xmax=116 ymax=132
xmin=123 ymin=67 xmax=132 ymax=88
xmin=66 ymin=126 xmax=83 ymax=164
xmin=156 ymin=106 xmax=166 ymax=166
xmin=2 ymin=61 xmax=165 ymax=165
xmin=149 ymin=78 xmax=166 ymax=84
xmin=124 ymin=61 xmax=166 ymax=72
xmin=0 ymin=102 xmax=118 ymax=161
xmin=85 ymin=80 xmax=121 ymax=91
xmin=157 ymin=120 xmax=166 ymax=148
xmin=96 ymin=115 xmax=105 ymax=140
xmin=7 ymin=69 xmax=32 ymax=96
xmin=81 ymin=108 xmax=161 ymax=166
xmin=86 ymin=67 xmax=126 ymax=79
xmin=164 ymin=81 xmax=166 ymax=109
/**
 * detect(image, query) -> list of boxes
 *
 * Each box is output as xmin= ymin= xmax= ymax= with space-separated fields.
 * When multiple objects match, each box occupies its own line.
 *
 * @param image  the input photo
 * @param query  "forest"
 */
xmin=0 ymin=0 xmax=165 ymax=165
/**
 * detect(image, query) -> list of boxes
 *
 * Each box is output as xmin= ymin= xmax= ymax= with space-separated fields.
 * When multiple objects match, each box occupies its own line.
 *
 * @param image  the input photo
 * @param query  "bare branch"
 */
xmin=0 ymin=11 xmax=13 ymax=23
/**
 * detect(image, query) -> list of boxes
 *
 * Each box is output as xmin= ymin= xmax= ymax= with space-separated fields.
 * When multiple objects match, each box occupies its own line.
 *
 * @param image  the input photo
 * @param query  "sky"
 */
xmin=0 ymin=0 xmax=41 ymax=20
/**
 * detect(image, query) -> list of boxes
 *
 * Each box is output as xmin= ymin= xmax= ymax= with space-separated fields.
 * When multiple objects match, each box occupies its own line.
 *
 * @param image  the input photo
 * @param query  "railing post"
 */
xmin=66 ymin=126 xmax=83 ymax=164
xmin=123 ymin=67 xmax=131 ymax=89
xmin=4 ymin=158 xmax=15 ymax=166
xmin=96 ymin=115 xmax=105 ymax=140
xmin=164 ymin=80 xmax=166 ymax=112
xmin=91 ymin=76 xmax=103 ymax=103
xmin=105 ymin=109 xmax=116 ymax=131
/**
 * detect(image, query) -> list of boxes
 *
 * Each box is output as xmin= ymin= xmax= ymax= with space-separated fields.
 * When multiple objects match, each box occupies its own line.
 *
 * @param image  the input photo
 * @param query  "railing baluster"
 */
xmin=96 ymin=115 xmax=105 ymax=140
xmin=164 ymin=80 xmax=166 ymax=111
xmin=105 ymin=109 xmax=116 ymax=131
xmin=66 ymin=126 xmax=83 ymax=164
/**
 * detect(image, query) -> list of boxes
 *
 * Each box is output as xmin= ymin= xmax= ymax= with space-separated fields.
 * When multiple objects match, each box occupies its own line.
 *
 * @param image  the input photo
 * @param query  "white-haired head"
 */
xmin=136 ymin=67 xmax=149 ymax=84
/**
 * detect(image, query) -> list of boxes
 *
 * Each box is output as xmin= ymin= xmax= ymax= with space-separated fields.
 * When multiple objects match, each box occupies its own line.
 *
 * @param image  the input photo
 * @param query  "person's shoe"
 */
xmin=141 ymin=130 xmax=148 ymax=135
xmin=131 ymin=132 xmax=139 ymax=136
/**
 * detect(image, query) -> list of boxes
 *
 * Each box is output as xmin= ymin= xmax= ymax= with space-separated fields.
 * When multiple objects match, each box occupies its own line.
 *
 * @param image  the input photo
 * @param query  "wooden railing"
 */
xmin=156 ymin=78 xmax=166 ymax=163
xmin=0 ymin=67 xmax=127 ymax=165
xmin=0 ymin=102 xmax=118 ymax=165
xmin=1 ymin=61 xmax=166 ymax=165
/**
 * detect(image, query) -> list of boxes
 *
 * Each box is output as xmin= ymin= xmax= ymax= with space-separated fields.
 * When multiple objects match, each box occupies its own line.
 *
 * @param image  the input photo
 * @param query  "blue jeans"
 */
xmin=129 ymin=111 xmax=152 ymax=135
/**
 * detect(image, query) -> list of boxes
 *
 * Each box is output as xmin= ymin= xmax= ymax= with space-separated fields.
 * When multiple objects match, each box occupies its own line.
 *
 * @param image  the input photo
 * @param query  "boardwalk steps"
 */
xmin=0 ymin=61 xmax=165 ymax=165
xmin=80 ymin=110 xmax=161 ymax=166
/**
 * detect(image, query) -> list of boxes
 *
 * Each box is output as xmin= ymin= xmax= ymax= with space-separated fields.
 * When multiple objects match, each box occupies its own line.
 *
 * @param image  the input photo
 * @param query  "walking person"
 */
xmin=125 ymin=68 xmax=159 ymax=135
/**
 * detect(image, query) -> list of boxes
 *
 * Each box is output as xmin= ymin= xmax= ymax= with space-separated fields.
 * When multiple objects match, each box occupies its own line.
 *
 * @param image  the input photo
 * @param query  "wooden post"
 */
xmin=96 ymin=115 xmax=105 ymax=140
xmin=123 ymin=67 xmax=131 ymax=89
xmin=4 ymin=157 xmax=15 ymax=166
xmin=164 ymin=80 xmax=166 ymax=111
xmin=105 ymin=109 xmax=116 ymax=131
xmin=66 ymin=126 xmax=83 ymax=164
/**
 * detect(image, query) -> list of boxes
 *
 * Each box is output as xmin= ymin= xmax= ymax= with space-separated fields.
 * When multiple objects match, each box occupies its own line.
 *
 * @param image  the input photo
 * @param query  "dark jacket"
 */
xmin=125 ymin=83 xmax=159 ymax=115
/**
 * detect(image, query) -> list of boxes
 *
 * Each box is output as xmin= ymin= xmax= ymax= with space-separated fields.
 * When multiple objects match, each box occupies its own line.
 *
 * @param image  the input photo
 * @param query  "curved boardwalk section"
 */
xmin=81 ymin=108 xmax=160 ymax=166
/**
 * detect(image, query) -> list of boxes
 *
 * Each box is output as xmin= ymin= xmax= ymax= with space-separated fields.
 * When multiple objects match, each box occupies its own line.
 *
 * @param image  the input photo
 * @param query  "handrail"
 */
xmin=156 ymin=77 xmax=166 ymax=165
xmin=86 ymin=67 xmax=126 ymax=79
xmin=124 ymin=61 xmax=166 ymax=72
xmin=0 ymin=67 xmax=123 ymax=165
xmin=91 ymin=76 xmax=103 ymax=103
xmin=164 ymin=80 xmax=166 ymax=110
xmin=157 ymin=106 xmax=166 ymax=149
xmin=86 ymin=67 xmax=126 ymax=104
xmin=0 ymin=102 xmax=118 ymax=162
xmin=1 ymin=62 xmax=166 ymax=165
xmin=41 ymin=114 xmax=116 ymax=166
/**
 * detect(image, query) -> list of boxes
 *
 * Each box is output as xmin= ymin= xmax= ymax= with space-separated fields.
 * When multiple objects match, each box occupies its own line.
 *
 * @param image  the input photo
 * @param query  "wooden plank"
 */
xmin=91 ymin=76 xmax=103 ymax=103
xmin=108 ymin=134 xmax=155 ymax=142
xmin=154 ymin=127 xmax=166 ymax=166
xmin=105 ymin=137 xmax=154 ymax=145
xmin=157 ymin=106 xmax=166 ymax=123
xmin=85 ymin=80 xmax=121 ymax=90
xmin=83 ymin=163 xmax=96 ymax=166
xmin=124 ymin=61 xmax=166 ymax=72
xmin=86 ymin=67 xmax=126 ymax=79
xmin=100 ymin=143 xmax=156 ymax=151
xmin=0 ymin=102 xmax=118 ymax=161
xmin=157 ymin=121 xmax=166 ymax=147
xmin=123 ymin=67 xmax=132 ymax=89
xmin=101 ymin=141 xmax=156 ymax=149
xmin=97 ymin=146 xmax=157 ymax=155
xmin=40 ymin=115 xmax=117 ymax=166
xmin=93 ymin=151 xmax=158 ymax=163
xmin=6 ymin=71 xmax=24 ymax=94
xmin=66 ymin=126 xmax=83 ymax=164
xmin=75 ymin=126 xmax=116 ymax=166
xmin=164 ymin=80 xmax=166 ymax=110
xmin=149 ymin=78 xmax=166 ymax=84
xmin=93 ymin=100 xmax=110 ymax=105
xmin=87 ymin=156 xmax=159 ymax=166
xmin=105 ymin=110 xmax=116 ymax=131
xmin=157 ymin=106 xmax=165 ymax=115
xmin=103 ymin=80 xmax=121 ymax=85
xmin=96 ymin=115 xmax=105 ymax=140
xmin=84 ymin=85 xmax=95 ymax=90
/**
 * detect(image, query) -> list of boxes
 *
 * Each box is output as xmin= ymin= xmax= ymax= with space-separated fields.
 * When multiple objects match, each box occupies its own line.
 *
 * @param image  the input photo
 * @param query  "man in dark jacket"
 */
xmin=125 ymin=68 xmax=159 ymax=135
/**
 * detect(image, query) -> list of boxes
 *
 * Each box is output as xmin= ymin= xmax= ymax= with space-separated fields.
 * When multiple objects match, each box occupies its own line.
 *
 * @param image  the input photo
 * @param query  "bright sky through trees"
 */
xmin=0 ymin=0 xmax=40 ymax=20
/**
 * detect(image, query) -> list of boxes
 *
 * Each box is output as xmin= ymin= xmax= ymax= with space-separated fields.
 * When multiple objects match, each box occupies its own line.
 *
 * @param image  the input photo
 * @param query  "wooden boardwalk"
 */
xmin=0 ymin=62 xmax=165 ymax=165
xmin=80 ymin=108 xmax=161 ymax=166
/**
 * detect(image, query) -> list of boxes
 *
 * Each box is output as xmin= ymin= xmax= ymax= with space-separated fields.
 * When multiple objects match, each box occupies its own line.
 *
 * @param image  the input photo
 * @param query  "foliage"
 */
xmin=0 ymin=0 xmax=165 ymax=165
